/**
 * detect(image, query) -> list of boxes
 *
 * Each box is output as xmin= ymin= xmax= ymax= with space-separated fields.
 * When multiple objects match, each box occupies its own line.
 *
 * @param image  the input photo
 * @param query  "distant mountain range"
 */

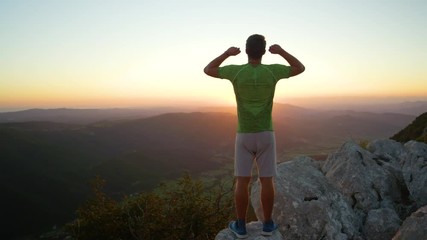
xmin=1 ymin=100 xmax=426 ymax=124
xmin=277 ymin=99 xmax=427 ymax=116
xmin=0 ymin=103 xmax=421 ymax=239
xmin=203 ymin=100 xmax=427 ymax=116
xmin=344 ymin=101 xmax=427 ymax=115
xmin=0 ymin=107 xmax=187 ymax=124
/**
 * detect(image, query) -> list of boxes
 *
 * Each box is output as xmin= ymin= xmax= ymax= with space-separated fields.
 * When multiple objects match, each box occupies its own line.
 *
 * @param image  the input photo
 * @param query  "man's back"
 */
xmin=218 ymin=63 xmax=291 ymax=133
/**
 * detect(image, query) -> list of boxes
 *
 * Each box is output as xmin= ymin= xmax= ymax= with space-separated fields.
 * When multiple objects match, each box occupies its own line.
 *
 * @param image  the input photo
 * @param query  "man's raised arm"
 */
xmin=204 ymin=47 xmax=241 ymax=78
xmin=269 ymin=44 xmax=305 ymax=77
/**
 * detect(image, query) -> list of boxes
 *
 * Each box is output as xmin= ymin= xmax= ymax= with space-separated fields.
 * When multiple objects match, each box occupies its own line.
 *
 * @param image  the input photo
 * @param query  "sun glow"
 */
xmin=0 ymin=0 xmax=426 ymax=110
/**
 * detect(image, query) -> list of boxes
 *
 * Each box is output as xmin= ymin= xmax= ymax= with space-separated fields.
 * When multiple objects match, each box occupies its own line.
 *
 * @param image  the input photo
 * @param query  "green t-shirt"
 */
xmin=219 ymin=64 xmax=291 ymax=133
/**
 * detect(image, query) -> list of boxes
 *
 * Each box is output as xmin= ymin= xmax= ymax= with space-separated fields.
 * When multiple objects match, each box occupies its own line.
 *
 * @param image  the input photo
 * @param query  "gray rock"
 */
xmin=216 ymin=139 xmax=427 ymax=239
xmin=363 ymin=208 xmax=401 ymax=240
xmin=392 ymin=205 xmax=427 ymax=240
xmin=251 ymin=156 xmax=361 ymax=240
xmin=367 ymin=139 xmax=405 ymax=163
xmin=215 ymin=221 xmax=283 ymax=240
xmin=322 ymin=141 xmax=405 ymax=220
xmin=367 ymin=139 xmax=416 ymax=218
xmin=401 ymin=141 xmax=427 ymax=208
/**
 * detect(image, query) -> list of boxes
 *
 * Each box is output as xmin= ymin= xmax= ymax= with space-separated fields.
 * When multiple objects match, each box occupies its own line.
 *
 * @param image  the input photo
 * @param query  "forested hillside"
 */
xmin=391 ymin=112 xmax=427 ymax=143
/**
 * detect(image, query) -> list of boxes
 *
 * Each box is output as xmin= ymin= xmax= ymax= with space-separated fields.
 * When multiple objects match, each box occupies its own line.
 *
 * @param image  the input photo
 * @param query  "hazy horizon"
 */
xmin=1 ymin=0 xmax=426 ymax=111
xmin=1 ymin=96 xmax=427 ymax=114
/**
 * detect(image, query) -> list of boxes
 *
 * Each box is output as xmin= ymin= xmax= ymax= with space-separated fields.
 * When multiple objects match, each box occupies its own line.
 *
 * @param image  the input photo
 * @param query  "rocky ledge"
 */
xmin=216 ymin=139 xmax=427 ymax=240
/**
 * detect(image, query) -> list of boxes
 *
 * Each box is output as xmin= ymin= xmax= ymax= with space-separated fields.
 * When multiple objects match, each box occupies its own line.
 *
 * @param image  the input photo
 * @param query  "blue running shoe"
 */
xmin=261 ymin=220 xmax=278 ymax=236
xmin=228 ymin=219 xmax=248 ymax=239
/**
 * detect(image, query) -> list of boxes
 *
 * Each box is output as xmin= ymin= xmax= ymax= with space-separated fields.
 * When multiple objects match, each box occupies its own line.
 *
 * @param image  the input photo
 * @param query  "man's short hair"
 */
xmin=246 ymin=34 xmax=266 ymax=59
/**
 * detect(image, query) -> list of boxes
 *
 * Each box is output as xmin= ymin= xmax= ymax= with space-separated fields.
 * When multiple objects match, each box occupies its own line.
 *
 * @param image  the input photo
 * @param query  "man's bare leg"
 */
xmin=235 ymin=176 xmax=252 ymax=220
xmin=259 ymin=177 xmax=275 ymax=221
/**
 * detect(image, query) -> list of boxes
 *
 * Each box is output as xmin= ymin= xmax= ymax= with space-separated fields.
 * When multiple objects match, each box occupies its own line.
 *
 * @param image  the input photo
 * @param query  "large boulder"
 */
xmin=251 ymin=156 xmax=361 ymax=240
xmin=215 ymin=221 xmax=283 ymax=240
xmin=367 ymin=139 xmax=417 ymax=218
xmin=322 ymin=141 xmax=407 ymax=220
xmin=367 ymin=138 xmax=406 ymax=187
xmin=367 ymin=139 xmax=427 ymax=210
xmin=401 ymin=141 xmax=427 ymax=208
xmin=392 ymin=205 xmax=427 ymax=240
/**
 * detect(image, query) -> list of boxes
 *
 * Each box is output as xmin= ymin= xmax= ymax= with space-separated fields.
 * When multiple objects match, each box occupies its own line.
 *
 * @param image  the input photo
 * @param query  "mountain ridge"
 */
xmin=1 ymin=101 xmax=424 ymax=124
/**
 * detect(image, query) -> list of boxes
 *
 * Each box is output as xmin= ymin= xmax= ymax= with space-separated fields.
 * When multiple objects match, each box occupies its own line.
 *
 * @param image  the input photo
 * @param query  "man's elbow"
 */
xmin=290 ymin=65 xmax=305 ymax=77
xmin=204 ymin=67 xmax=219 ymax=78
xmin=298 ymin=65 xmax=305 ymax=74
xmin=203 ymin=66 xmax=210 ymax=75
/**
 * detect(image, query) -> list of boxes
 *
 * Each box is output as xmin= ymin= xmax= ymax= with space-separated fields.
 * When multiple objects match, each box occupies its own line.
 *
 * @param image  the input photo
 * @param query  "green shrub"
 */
xmin=66 ymin=173 xmax=234 ymax=240
xmin=66 ymin=176 xmax=129 ymax=240
xmin=358 ymin=139 xmax=370 ymax=149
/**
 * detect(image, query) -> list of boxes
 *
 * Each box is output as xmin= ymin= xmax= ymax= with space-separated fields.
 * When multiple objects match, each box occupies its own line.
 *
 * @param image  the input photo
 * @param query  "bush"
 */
xmin=66 ymin=174 xmax=234 ymax=240
xmin=67 ymin=176 xmax=129 ymax=240
xmin=358 ymin=139 xmax=370 ymax=149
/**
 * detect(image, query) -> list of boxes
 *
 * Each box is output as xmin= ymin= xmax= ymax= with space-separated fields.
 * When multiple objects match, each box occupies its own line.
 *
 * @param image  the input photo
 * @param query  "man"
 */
xmin=204 ymin=34 xmax=304 ymax=238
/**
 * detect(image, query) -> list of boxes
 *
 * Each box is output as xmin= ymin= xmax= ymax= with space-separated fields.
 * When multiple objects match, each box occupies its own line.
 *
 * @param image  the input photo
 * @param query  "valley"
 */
xmin=0 ymin=103 xmax=421 ymax=239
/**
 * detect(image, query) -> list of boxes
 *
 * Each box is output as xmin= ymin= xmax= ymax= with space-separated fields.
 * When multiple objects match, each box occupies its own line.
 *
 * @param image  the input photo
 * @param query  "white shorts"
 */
xmin=234 ymin=131 xmax=277 ymax=177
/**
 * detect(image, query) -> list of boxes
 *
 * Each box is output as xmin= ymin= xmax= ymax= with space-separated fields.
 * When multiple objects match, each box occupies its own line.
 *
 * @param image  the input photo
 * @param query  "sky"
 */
xmin=1 ymin=0 xmax=426 ymax=110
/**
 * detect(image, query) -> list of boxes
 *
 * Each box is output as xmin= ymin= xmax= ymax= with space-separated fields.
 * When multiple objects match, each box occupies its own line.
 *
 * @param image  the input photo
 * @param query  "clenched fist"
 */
xmin=225 ymin=47 xmax=241 ymax=56
xmin=268 ymin=44 xmax=285 ymax=54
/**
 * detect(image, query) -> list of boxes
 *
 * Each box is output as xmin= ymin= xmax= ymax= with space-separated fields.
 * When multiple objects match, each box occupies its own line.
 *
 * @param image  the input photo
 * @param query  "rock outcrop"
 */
xmin=252 ymin=156 xmax=361 ymax=240
xmin=216 ymin=139 xmax=427 ymax=240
